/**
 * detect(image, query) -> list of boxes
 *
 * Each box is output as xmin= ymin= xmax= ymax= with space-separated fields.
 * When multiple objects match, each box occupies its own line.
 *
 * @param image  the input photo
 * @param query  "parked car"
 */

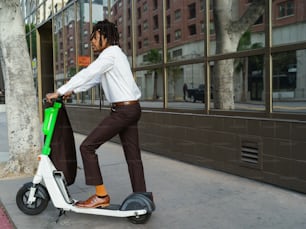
xmin=187 ymin=84 xmax=213 ymax=103
xmin=187 ymin=84 xmax=205 ymax=102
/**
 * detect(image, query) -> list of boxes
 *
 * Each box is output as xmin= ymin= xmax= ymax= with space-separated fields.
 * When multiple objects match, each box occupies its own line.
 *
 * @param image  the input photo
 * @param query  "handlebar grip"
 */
xmin=42 ymin=96 xmax=63 ymax=104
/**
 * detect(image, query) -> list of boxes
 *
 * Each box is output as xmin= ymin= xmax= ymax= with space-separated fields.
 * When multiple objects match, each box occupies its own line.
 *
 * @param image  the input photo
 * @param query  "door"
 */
xmin=37 ymin=20 xmax=54 ymax=121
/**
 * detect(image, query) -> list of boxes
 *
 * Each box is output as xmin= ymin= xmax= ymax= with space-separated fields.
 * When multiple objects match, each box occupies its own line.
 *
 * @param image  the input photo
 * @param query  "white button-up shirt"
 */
xmin=57 ymin=46 xmax=141 ymax=103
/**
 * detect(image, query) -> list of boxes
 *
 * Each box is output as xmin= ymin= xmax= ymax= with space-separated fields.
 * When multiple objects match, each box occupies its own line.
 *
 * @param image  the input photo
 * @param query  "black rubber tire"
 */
xmin=128 ymin=213 xmax=151 ymax=224
xmin=125 ymin=198 xmax=152 ymax=224
xmin=16 ymin=182 xmax=50 ymax=215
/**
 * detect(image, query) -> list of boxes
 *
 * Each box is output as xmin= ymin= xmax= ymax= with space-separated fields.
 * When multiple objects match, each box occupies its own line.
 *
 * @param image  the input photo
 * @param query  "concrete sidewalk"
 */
xmin=0 ymin=106 xmax=9 ymax=162
xmin=1 ymin=111 xmax=306 ymax=229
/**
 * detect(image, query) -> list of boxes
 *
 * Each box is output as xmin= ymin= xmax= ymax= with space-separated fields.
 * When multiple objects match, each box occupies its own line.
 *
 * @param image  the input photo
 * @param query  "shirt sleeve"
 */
xmin=57 ymin=49 xmax=114 ymax=95
xmin=73 ymin=74 xmax=101 ymax=93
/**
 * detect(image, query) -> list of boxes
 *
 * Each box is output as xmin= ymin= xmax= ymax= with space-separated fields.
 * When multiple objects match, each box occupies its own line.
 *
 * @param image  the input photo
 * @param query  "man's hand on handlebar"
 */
xmin=46 ymin=91 xmax=74 ymax=103
xmin=46 ymin=92 xmax=60 ymax=103
xmin=63 ymin=91 xmax=74 ymax=100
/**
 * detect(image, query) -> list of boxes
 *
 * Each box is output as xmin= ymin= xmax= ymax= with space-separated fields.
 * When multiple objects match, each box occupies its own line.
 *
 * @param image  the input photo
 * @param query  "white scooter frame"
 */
xmin=16 ymin=99 xmax=155 ymax=224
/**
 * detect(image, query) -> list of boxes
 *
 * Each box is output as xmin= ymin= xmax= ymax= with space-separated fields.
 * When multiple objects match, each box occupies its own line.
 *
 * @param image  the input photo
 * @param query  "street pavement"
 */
xmin=1 ymin=108 xmax=306 ymax=229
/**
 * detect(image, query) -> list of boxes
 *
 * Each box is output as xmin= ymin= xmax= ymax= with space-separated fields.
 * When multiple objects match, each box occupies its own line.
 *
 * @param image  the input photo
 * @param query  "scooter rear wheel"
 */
xmin=124 ymin=199 xmax=152 ymax=224
xmin=16 ymin=182 xmax=50 ymax=215
xmin=128 ymin=213 xmax=151 ymax=224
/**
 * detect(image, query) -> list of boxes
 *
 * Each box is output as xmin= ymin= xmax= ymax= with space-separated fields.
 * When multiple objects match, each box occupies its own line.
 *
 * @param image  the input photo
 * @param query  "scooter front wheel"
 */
xmin=16 ymin=182 xmax=50 ymax=215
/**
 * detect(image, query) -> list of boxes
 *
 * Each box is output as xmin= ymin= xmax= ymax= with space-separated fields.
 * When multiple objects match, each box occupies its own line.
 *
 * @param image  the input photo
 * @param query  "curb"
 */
xmin=0 ymin=199 xmax=16 ymax=229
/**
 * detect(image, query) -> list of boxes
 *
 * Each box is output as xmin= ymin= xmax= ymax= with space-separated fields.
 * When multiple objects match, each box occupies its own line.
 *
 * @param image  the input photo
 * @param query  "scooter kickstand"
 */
xmin=55 ymin=209 xmax=66 ymax=223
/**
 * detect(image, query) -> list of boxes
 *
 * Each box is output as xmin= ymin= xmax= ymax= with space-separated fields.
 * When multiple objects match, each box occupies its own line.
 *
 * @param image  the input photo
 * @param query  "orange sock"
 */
xmin=96 ymin=185 xmax=108 ymax=197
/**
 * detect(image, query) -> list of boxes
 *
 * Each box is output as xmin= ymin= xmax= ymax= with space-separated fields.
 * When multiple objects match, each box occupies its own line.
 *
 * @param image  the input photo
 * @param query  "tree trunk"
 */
xmin=0 ymin=0 xmax=41 ymax=177
xmin=213 ymin=59 xmax=235 ymax=109
xmin=213 ymin=0 xmax=265 ymax=109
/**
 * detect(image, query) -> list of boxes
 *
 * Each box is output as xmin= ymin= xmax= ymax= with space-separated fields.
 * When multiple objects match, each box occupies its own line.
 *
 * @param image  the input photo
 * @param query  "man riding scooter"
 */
xmin=46 ymin=19 xmax=148 ymax=208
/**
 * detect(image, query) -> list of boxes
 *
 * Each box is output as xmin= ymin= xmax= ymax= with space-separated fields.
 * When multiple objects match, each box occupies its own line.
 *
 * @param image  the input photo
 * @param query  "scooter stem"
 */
xmin=42 ymin=101 xmax=62 ymax=155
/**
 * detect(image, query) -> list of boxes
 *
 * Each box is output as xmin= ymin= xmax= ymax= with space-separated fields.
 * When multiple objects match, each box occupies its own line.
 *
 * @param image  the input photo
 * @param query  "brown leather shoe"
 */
xmin=75 ymin=194 xmax=110 ymax=208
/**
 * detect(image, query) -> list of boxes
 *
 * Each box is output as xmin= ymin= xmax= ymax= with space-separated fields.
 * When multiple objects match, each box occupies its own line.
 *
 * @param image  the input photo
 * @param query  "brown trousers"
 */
xmin=79 ymin=103 xmax=146 ymax=192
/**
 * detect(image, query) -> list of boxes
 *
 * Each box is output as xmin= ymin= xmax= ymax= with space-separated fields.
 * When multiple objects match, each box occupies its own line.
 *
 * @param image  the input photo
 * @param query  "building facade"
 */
xmin=18 ymin=0 xmax=306 ymax=193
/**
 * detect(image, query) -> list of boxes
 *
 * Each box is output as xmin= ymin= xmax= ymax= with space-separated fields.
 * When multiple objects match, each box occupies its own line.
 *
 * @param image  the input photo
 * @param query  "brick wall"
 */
xmin=66 ymin=105 xmax=306 ymax=193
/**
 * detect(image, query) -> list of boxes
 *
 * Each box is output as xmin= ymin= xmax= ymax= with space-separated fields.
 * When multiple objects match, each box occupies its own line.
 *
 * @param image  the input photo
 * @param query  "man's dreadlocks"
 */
xmin=90 ymin=19 xmax=119 ymax=47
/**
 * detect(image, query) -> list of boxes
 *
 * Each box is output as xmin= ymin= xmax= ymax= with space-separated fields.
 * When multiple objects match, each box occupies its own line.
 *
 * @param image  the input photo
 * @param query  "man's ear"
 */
xmin=102 ymin=35 xmax=109 ymax=46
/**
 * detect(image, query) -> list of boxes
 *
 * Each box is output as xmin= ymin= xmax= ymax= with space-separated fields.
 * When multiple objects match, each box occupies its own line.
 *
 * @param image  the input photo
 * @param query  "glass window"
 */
xmin=273 ymin=49 xmax=306 ymax=113
xmin=211 ymin=56 xmax=265 ymax=112
xmin=92 ymin=0 xmax=104 ymax=23
xmin=137 ymin=7 xmax=141 ymax=19
xmin=273 ymin=1 xmax=304 ymax=45
xmin=54 ymin=1 xmax=61 ymax=13
xmin=188 ymin=3 xmax=196 ymax=19
xmin=153 ymin=0 xmax=157 ymax=10
xmin=143 ymin=20 xmax=148 ymax=30
xmin=36 ymin=4 xmax=45 ymax=25
xmin=136 ymin=69 xmax=164 ymax=109
xmin=28 ymin=0 xmax=39 ymax=25
xmin=175 ymin=9 xmax=181 ymax=20
xmin=167 ymin=15 xmax=171 ymax=28
xmin=200 ymin=1 xmax=204 ymax=11
xmin=166 ymin=0 xmax=170 ymax=10
xmin=46 ymin=0 xmax=52 ymax=19
xmin=138 ymin=24 xmax=142 ymax=36
xmin=167 ymin=64 xmax=205 ymax=110
xmin=17 ymin=0 xmax=306 ymax=119
xmin=188 ymin=24 xmax=196 ymax=36
xmin=63 ymin=0 xmax=71 ymax=7
xmin=211 ymin=1 xmax=265 ymax=55
xmin=111 ymin=1 xmax=130 ymax=55
xmin=167 ymin=34 xmax=171 ymax=44
xmin=278 ymin=0 xmax=294 ymax=18
xmin=64 ymin=6 xmax=76 ymax=78
xmin=210 ymin=21 xmax=215 ymax=35
xmin=143 ymin=2 xmax=148 ymax=12
xmin=54 ymin=13 xmax=65 ymax=86
xmin=144 ymin=38 xmax=149 ymax=47
xmin=130 ymin=1 xmax=163 ymax=67
xmin=174 ymin=29 xmax=181 ymax=40
xmin=153 ymin=15 xmax=159 ymax=29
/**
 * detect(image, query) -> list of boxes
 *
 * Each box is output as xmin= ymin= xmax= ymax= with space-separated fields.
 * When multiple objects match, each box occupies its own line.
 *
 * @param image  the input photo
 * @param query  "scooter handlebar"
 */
xmin=42 ymin=96 xmax=63 ymax=105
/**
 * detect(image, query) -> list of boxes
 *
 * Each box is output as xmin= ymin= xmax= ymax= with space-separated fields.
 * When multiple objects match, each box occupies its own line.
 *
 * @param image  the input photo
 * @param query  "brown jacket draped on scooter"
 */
xmin=45 ymin=102 xmax=77 ymax=186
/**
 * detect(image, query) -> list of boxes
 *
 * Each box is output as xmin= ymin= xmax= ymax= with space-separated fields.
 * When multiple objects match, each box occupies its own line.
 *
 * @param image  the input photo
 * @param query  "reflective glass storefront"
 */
xmin=20 ymin=0 xmax=306 ymax=119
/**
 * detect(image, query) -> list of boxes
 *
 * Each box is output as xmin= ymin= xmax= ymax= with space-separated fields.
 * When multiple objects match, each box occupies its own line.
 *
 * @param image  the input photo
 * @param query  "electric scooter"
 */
xmin=16 ymin=98 xmax=155 ymax=224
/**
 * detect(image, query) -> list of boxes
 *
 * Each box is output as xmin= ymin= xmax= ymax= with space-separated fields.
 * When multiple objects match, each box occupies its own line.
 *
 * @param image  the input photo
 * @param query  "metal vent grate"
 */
xmin=241 ymin=141 xmax=259 ymax=165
